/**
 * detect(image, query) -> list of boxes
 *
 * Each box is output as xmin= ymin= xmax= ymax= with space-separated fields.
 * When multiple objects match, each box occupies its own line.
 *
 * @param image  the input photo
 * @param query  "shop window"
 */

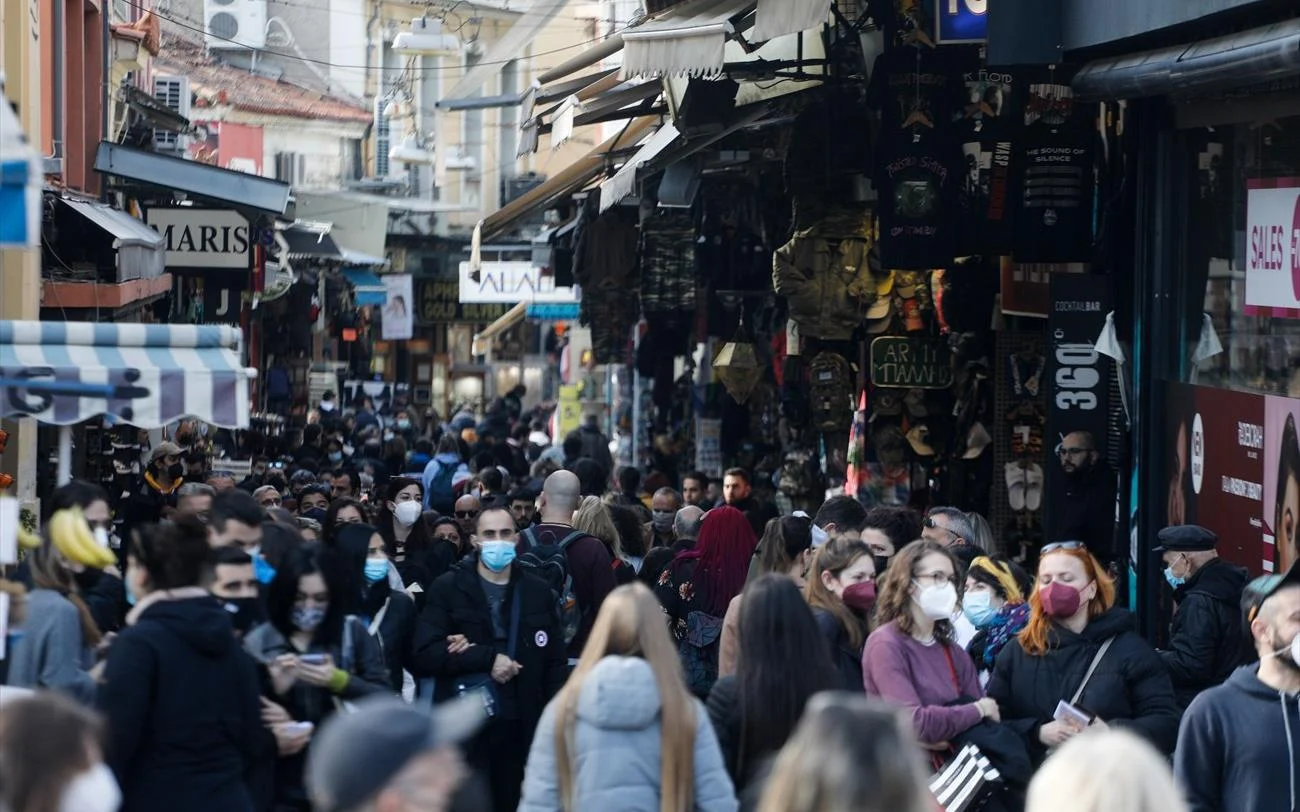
xmin=1178 ymin=116 xmax=1300 ymax=396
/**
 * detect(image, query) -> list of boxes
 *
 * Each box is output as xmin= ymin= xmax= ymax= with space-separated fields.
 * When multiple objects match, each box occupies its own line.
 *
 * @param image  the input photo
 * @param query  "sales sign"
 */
xmin=936 ymin=0 xmax=987 ymax=44
xmin=1245 ymin=178 xmax=1300 ymax=318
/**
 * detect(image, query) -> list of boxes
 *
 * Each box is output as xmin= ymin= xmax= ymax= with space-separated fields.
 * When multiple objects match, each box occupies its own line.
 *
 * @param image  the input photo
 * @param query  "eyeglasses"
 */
xmin=1040 ymin=541 xmax=1087 ymax=555
xmin=1058 ymin=447 xmax=1091 ymax=458
xmin=913 ymin=571 xmax=957 ymax=587
xmin=455 ymin=511 xmax=479 ymax=519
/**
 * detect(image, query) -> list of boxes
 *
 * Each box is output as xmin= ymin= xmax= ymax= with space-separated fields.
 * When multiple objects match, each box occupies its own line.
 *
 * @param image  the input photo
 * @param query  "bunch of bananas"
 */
xmin=48 ymin=506 xmax=117 ymax=569
xmin=16 ymin=524 xmax=41 ymax=551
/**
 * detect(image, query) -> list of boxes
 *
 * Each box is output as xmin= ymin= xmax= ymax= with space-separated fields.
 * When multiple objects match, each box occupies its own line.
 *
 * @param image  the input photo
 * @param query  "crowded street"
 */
xmin=2 ymin=0 xmax=1300 ymax=811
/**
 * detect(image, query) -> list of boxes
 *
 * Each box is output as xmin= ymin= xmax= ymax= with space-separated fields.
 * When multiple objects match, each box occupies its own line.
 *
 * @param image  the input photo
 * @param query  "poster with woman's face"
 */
xmin=1265 ymin=396 xmax=1300 ymax=573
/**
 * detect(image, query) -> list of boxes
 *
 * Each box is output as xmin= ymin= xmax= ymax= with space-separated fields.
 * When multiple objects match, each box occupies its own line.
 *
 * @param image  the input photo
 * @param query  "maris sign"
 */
xmin=147 ymin=208 xmax=252 ymax=269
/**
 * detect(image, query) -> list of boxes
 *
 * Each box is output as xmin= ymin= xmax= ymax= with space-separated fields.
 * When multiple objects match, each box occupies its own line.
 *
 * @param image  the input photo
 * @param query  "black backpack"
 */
xmin=517 ymin=527 xmax=584 ymax=645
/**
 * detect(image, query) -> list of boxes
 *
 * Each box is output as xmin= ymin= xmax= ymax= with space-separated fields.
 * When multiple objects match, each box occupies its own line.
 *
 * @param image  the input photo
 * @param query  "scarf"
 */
xmin=982 ymin=602 xmax=1030 ymax=669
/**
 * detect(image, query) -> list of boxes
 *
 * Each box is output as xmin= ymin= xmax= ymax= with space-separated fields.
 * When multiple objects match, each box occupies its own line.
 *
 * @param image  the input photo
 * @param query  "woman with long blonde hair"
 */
xmin=987 ymin=543 xmax=1179 ymax=766
xmin=757 ymin=693 xmax=933 ymax=812
xmin=519 ymin=582 xmax=737 ymax=812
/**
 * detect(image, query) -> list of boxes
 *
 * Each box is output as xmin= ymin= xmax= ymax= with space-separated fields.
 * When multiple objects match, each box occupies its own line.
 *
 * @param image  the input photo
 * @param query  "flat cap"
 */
xmin=1154 ymin=524 xmax=1217 ymax=553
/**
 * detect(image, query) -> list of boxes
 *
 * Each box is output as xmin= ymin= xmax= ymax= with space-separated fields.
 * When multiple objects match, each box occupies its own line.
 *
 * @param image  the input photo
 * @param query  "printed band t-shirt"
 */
xmin=1012 ymin=127 xmax=1094 ymax=263
xmin=876 ymin=134 xmax=961 ymax=270
xmin=955 ymin=61 xmax=1022 ymax=255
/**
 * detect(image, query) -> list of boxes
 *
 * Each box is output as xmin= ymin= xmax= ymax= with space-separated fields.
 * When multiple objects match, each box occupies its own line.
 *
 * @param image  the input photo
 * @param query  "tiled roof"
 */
xmin=154 ymin=38 xmax=371 ymax=124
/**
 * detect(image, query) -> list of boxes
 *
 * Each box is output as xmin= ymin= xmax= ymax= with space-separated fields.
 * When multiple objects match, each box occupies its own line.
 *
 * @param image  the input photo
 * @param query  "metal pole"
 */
xmin=631 ymin=320 xmax=642 ymax=470
xmin=57 ymin=426 xmax=72 ymax=485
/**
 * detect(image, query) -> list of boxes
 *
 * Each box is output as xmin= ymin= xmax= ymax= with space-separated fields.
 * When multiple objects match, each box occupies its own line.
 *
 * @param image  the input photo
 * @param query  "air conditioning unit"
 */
xmin=153 ymin=75 xmax=191 ymax=154
xmin=205 ymin=0 xmax=267 ymax=50
xmin=373 ymin=96 xmax=392 ymax=178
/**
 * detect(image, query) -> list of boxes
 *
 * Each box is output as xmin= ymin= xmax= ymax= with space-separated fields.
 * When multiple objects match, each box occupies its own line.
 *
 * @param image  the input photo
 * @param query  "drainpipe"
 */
xmin=101 ymin=2 xmax=111 ymax=202
xmin=50 ymin=0 xmax=64 ymax=167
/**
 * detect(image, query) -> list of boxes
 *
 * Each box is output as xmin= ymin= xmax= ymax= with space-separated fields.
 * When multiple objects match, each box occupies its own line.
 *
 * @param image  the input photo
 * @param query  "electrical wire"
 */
xmin=133 ymin=0 xmax=636 ymax=70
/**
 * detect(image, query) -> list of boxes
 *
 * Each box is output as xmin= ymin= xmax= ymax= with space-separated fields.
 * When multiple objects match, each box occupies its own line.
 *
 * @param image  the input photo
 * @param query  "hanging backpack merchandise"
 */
xmin=809 ymin=351 xmax=855 ymax=432
xmin=517 ymin=527 xmax=584 ymax=645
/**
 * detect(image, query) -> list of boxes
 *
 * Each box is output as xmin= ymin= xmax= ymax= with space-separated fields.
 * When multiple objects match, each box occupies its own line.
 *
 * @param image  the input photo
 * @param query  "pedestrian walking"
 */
xmin=804 ymin=534 xmax=877 ymax=690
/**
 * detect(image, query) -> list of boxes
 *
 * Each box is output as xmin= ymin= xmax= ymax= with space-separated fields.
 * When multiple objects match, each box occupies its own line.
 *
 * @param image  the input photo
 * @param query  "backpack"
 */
xmin=428 ymin=461 xmax=461 ymax=515
xmin=809 ymin=351 xmax=854 ymax=432
xmin=517 ymin=527 xmax=585 ymax=645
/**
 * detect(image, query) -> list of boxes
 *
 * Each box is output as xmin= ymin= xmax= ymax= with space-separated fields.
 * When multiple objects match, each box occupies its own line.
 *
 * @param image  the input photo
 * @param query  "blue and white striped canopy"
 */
xmin=0 ymin=321 xmax=256 ymax=428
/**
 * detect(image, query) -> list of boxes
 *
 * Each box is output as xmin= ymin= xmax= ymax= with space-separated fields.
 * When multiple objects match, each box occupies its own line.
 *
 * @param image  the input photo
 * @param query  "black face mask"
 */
xmin=873 ymin=555 xmax=892 ymax=579
xmin=222 ymin=597 xmax=265 ymax=636
xmin=167 ymin=462 xmax=185 ymax=479
xmin=266 ymin=474 xmax=287 ymax=490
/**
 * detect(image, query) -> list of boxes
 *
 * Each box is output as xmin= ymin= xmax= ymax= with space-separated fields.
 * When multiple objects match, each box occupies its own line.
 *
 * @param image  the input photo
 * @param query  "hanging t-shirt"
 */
xmin=954 ymin=62 xmax=1023 ymax=255
xmin=876 ymin=133 xmax=961 ymax=270
xmin=1012 ymin=127 xmax=1095 ymax=263
xmin=867 ymin=46 xmax=967 ymax=140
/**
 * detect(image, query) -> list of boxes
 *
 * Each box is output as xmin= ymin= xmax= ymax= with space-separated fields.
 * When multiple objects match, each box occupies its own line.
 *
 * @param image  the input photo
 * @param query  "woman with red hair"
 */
xmin=655 ymin=506 xmax=758 ymax=697
xmin=987 ymin=542 xmax=1179 ymax=766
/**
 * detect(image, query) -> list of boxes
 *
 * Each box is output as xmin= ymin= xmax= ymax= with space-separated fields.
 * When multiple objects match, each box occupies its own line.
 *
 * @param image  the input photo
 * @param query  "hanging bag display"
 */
xmin=809 ymin=351 xmax=854 ymax=432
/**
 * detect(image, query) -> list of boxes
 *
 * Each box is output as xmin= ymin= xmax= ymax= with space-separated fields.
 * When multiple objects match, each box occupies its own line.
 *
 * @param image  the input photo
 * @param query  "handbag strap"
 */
xmin=1069 ymin=636 xmax=1116 ymax=706
xmin=942 ymin=644 xmax=962 ymax=693
xmin=505 ymin=585 xmax=523 ymax=660
xmin=368 ymin=599 xmax=390 ymax=636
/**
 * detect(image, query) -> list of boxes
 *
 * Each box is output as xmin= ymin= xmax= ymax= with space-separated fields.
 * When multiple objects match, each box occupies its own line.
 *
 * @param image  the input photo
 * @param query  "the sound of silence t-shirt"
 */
xmin=876 ymin=133 xmax=961 ymax=270
xmin=1012 ymin=127 xmax=1095 ymax=263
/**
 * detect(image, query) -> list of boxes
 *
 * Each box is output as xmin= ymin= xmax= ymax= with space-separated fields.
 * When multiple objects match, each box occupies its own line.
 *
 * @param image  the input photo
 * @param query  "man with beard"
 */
xmin=1175 ymin=563 xmax=1300 ymax=812
xmin=1054 ymin=431 xmax=1117 ymax=566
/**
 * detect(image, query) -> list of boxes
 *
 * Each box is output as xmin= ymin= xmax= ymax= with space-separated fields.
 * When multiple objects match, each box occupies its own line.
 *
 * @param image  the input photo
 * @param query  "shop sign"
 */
xmin=458 ymin=261 xmax=579 ymax=304
xmin=869 ymin=337 xmax=953 ymax=389
xmin=527 ymin=303 xmax=581 ymax=320
xmin=146 ymin=208 xmax=252 ymax=270
xmin=381 ymin=274 xmax=414 ymax=341
xmin=936 ymin=0 xmax=987 ymax=44
xmin=417 ymin=279 xmax=509 ymax=323
xmin=1163 ymin=382 xmax=1268 ymax=573
xmin=1044 ymin=273 xmax=1112 ymax=546
xmin=202 ymin=273 xmax=247 ymax=325
xmin=1245 ymin=178 xmax=1300 ymax=318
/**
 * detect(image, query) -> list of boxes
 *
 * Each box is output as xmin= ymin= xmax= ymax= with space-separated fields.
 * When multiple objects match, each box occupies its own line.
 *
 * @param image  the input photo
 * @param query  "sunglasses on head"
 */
xmin=1040 ymin=541 xmax=1087 ymax=555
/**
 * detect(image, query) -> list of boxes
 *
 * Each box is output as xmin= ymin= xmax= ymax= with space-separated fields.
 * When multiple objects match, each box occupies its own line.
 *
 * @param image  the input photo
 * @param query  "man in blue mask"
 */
xmin=1155 ymin=524 xmax=1250 ymax=710
xmin=409 ymin=506 xmax=568 ymax=812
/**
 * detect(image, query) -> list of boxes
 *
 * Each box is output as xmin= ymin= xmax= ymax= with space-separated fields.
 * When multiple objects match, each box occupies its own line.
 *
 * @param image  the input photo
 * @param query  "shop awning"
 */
xmin=599 ymin=122 xmax=682 ymax=211
xmin=341 ymin=269 xmax=388 ymax=307
xmin=59 ymin=197 xmax=166 ymax=281
xmin=338 ymin=247 xmax=388 ymax=268
xmin=281 ymin=224 xmax=342 ymax=259
xmin=621 ymin=0 xmax=756 ymax=79
xmin=442 ymin=3 xmax=569 ymax=103
xmin=471 ymin=301 xmax=527 ymax=356
xmin=1073 ymin=17 xmax=1300 ymax=100
xmin=95 ymin=141 xmax=291 ymax=215
xmin=0 ymin=321 xmax=255 ymax=428
xmin=752 ymin=0 xmax=829 ymax=42
xmin=482 ymin=116 xmax=656 ymax=240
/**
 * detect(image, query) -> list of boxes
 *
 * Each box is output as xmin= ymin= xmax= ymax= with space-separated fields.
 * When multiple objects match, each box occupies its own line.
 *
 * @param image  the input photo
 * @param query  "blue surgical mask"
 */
xmin=125 ymin=576 xmax=138 ymax=607
xmin=478 ymin=540 xmax=517 ymax=573
xmin=1163 ymin=567 xmax=1186 ymax=590
xmin=364 ymin=558 xmax=390 ymax=584
xmin=962 ymin=590 xmax=998 ymax=628
xmin=292 ymin=604 xmax=327 ymax=631
xmin=254 ymin=555 xmax=277 ymax=586
xmin=328 ymin=451 xmax=343 ymax=463
xmin=397 ymin=419 xmax=412 ymax=431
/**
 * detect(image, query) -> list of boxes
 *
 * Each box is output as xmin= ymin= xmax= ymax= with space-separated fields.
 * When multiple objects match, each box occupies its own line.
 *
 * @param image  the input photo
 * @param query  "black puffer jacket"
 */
xmin=987 ymin=607 xmax=1180 ymax=765
xmin=1160 ymin=558 xmax=1251 ymax=709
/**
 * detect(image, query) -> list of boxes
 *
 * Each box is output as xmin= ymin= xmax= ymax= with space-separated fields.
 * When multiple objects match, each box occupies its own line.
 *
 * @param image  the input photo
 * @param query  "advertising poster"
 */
xmin=1264 ymin=396 xmax=1300 ymax=574
xmin=1044 ymin=273 xmax=1112 ymax=547
xmin=1163 ymin=382 xmax=1265 ymax=573
xmin=382 ymin=274 xmax=414 ymax=341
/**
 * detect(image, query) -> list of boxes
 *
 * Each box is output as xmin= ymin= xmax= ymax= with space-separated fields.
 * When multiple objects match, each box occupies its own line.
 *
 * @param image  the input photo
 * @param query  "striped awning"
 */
xmin=0 ymin=321 xmax=256 ymax=428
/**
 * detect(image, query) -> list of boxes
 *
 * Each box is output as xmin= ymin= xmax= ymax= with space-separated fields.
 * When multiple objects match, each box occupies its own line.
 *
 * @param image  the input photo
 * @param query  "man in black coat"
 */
xmin=1155 ymin=524 xmax=1250 ymax=709
xmin=411 ymin=506 xmax=568 ymax=812
xmin=1055 ymin=431 xmax=1119 ymax=565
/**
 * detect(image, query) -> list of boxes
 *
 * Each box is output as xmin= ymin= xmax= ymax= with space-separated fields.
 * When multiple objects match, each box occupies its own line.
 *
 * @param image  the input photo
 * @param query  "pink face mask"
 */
xmin=1038 ymin=581 xmax=1085 ymax=618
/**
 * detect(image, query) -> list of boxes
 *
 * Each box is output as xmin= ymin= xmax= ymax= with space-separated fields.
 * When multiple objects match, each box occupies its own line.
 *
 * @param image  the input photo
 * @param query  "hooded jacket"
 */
xmin=1161 ymin=558 xmax=1251 ymax=709
xmin=987 ymin=606 xmax=1180 ymax=765
xmin=518 ymin=656 xmax=737 ymax=812
xmin=98 ymin=595 xmax=262 ymax=812
xmin=1176 ymin=664 xmax=1300 ymax=812
xmin=772 ymin=213 xmax=878 ymax=342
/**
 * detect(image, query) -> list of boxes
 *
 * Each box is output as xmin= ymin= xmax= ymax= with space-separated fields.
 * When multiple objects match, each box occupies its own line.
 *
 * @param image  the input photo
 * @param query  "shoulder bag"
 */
xmin=449 ymin=586 xmax=523 ymax=719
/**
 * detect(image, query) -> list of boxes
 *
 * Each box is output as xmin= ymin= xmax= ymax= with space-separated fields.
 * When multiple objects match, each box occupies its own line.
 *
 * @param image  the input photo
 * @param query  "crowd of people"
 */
xmin=0 ymin=391 xmax=1293 ymax=812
